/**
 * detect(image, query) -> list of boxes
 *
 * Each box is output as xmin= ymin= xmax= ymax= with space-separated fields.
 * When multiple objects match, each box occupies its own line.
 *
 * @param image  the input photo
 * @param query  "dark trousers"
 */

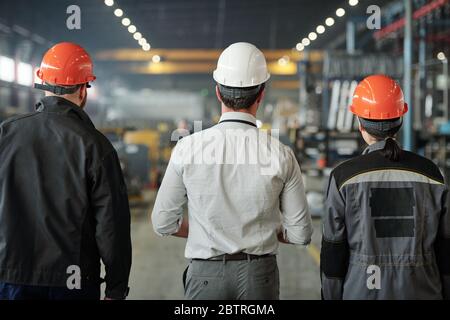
xmin=0 ymin=282 xmax=100 ymax=300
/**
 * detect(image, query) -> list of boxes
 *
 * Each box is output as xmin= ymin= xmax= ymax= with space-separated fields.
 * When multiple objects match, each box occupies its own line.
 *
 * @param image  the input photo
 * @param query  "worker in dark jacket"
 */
xmin=0 ymin=42 xmax=132 ymax=300
xmin=321 ymin=75 xmax=449 ymax=299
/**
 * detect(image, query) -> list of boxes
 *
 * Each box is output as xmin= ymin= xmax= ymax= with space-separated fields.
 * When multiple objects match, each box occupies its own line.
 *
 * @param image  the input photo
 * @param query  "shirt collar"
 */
xmin=35 ymin=96 xmax=95 ymax=128
xmin=362 ymin=140 xmax=387 ymax=155
xmin=219 ymin=112 xmax=257 ymax=126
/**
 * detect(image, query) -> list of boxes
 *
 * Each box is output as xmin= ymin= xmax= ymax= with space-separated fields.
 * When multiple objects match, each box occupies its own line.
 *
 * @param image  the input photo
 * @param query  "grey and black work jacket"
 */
xmin=321 ymin=140 xmax=450 ymax=300
xmin=0 ymin=96 xmax=132 ymax=299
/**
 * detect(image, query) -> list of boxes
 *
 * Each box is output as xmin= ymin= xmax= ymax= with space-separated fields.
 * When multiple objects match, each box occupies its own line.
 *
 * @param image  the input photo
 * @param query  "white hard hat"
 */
xmin=213 ymin=42 xmax=270 ymax=88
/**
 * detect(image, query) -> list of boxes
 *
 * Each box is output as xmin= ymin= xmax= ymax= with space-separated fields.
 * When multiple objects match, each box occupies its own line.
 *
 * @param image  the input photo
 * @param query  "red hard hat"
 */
xmin=350 ymin=74 xmax=408 ymax=120
xmin=36 ymin=42 xmax=96 ymax=86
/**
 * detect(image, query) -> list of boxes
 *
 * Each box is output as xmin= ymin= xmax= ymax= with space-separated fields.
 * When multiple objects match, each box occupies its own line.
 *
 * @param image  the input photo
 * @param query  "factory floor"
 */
xmin=124 ymin=192 xmax=322 ymax=300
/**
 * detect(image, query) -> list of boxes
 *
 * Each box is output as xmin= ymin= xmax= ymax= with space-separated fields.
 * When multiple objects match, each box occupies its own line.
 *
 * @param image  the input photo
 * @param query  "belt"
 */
xmin=194 ymin=253 xmax=274 ymax=262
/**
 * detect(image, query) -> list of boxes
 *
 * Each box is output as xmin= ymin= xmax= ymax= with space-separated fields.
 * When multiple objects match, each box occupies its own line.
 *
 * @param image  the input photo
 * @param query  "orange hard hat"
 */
xmin=350 ymin=75 xmax=408 ymax=120
xmin=36 ymin=42 xmax=96 ymax=86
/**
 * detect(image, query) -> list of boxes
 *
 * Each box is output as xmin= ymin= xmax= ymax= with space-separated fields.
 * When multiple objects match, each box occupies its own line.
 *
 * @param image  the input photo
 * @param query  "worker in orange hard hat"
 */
xmin=0 ymin=42 xmax=132 ymax=300
xmin=34 ymin=41 xmax=96 ymax=105
xmin=321 ymin=74 xmax=449 ymax=300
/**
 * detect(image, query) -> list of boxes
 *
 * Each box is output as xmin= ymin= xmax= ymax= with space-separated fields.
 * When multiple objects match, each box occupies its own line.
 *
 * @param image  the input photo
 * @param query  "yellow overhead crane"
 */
xmin=95 ymin=48 xmax=324 ymax=78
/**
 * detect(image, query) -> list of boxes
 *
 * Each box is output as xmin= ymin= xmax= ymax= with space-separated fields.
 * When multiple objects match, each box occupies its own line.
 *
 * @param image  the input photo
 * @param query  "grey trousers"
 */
xmin=184 ymin=255 xmax=279 ymax=300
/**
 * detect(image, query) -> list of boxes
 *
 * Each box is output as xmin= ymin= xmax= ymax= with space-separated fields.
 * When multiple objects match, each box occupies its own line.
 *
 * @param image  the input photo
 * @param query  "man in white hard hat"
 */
xmin=152 ymin=42 xmax=312 ymax=300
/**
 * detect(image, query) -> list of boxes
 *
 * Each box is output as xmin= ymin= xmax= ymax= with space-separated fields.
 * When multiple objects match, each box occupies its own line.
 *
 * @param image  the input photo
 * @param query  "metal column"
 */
xmin=443 ymin=58 xmax=449 ymax=122
xmin=346 ymin=21 xmax=355 ymax=55
xmin=402 ymin=0 xmax=414 ymax=151
xmin=298 ymin=51 xmax=309 ymax=127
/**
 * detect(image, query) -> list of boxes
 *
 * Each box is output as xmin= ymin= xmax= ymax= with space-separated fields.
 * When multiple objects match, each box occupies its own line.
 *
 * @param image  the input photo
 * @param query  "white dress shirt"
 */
xmin=152 ymin=112 xmax=312 ymax=259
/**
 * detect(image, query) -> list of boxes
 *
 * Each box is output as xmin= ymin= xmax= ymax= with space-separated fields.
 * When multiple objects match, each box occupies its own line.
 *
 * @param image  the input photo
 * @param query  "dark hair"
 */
xmin=360 ymin=117 xmax=402 ymax=162
xmin=218 ymin=83 xmax=265 ymax=110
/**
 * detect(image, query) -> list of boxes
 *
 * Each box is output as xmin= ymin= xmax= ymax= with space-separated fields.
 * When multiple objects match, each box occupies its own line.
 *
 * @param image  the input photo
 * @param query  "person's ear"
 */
xmin=358 ymin=120 xmax=364 ymax=133
xmin=215 ymin=85 xmax=222 ymax=102
xmin=256 ymin=88 xmax=265 ymax=104
xmin=78 ymin=84 xmax=86 ymax=101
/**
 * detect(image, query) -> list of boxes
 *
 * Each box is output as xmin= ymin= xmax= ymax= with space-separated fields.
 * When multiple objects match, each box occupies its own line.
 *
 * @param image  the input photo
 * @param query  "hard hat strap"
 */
xmin=359 ymin=117 xmax=403 ymax=131
xmin=218 ymin=84 xmax=262 ymax=99
xmin=34 ymin=83 xmax=82 ymax=95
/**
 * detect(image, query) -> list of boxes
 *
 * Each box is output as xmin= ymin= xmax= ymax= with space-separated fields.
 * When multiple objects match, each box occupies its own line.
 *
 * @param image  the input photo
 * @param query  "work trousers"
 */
xmin=184 ymin=255 xmax=279 ymax=300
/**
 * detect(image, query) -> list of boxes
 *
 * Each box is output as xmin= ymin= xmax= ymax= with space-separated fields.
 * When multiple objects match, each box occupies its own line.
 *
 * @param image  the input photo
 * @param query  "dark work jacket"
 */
xmin=0 ymin=96 xmax=132 ymax=299
xmin=321 ymin=140 xmax=450 ymax=300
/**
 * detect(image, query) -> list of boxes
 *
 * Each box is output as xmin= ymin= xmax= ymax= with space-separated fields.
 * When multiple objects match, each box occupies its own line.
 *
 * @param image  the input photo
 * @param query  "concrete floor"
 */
xmin=125 ymin=199 xmax=322 ymax=300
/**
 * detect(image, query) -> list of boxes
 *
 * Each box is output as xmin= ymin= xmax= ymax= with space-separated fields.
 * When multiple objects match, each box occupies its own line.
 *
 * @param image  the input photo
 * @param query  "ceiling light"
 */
xmin=104 ymin=0 xmax=114 ymax=6
xmin=128 ymin=25 xmax=136 ymax=33
xmin=316 ymin=25 xmax=325 ymax=34
xmin=139 ymin=38 xmax=147 ymax=46
xmin=278 ymin=56 xmax=289 ymax=66
xmin=336 ymin=8 xmax=346 ymax=17
xmin=296 ymin=43 xmax=304 ymax=51
xmin=114 ymin=9 xmax=123 ymax=17
xmin=301 ymin=38 xmax=310 ymax=46
xmin=308 ymin=32 xmax=317 ymax=41
xmin=349 ymin=0 xmax=359 ymax=6
xmin=142 ymin=43 xmax=151 ymax=51
xmin=325 ymin=17 xmax=335 ymax=26
xmin=133 ymin=32 xmax=142 ymax=40
xmin=121 ymin=18 xmax=131 ymax=26
xmin=152 ymin=55 xmax=161 ymax=63
xmin=437 ymin=52 xmax=447 ymax=61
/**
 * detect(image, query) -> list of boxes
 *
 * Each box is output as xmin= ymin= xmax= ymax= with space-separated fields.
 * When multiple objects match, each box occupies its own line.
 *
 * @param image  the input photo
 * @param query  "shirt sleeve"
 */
xmin=90 ymin=150 xmax=132 ymax=300
xmin=320 ymin=174 xmax=349 ymax=300
xmin=152 ymin=142 xmax=187 ymax=236
xmin=279 ymin=148 xmax=313 ymax=245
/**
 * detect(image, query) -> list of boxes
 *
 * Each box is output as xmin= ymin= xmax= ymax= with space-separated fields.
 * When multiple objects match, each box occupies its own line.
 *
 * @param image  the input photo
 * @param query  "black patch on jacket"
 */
xmin=370 ymin=188 xmax=415 ymax=217
xmin=435 ymin=237 xmax=450 ymax=275
xmin=320 ymin=238 xmax=349 ymax=279
xmin=373 ymin=219 xmax=415 ymax=238
xmin=370 ymin=187 xmax=415 ymax=238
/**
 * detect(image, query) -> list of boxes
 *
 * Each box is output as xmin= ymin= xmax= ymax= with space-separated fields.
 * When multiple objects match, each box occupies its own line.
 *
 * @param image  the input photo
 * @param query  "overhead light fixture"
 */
xmin=336 ymin=8 xmax=346 ymax=17
xmin=107 ymin=6 xmax=151 ymax=52
xmin=437 ymin=52 xmax=447 ymax=61
xmin=278 ymin=57 xmax=288 ymax=66
xmin=143 ymin=43 xmax=151 ymax=51
xmin=278 ymin=56 xmax=290 ymax=66
xmin=128 ymin=25 xmax=136 ymax=33
xmin=325 ymin=17 xmax=335 ymax=26
xmin=133 ymin=32 xmax=142 ymax=40
xmin=288 ymin=2 xmax=359 ymax=59
xmin=316 ymin=25 xmax=325 ymax=34
xmin=308 ymin=32 xmax=317 ymax=41
xmin=152 ymin=55 xmax=161 ymax=63
xmin=296 ymin=43 xmax=304 ymax=51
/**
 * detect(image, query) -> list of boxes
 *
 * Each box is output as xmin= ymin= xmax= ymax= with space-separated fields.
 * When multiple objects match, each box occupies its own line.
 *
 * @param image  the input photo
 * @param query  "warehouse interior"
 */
xmin=0 ymin=0 xmax=449 ymax=300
